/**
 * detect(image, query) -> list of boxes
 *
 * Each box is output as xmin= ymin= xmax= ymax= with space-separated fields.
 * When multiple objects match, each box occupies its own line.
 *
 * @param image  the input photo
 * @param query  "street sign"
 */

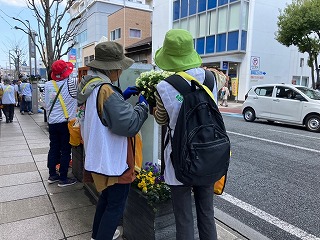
xmin=250 ymin=56 xmax=260 ymax=70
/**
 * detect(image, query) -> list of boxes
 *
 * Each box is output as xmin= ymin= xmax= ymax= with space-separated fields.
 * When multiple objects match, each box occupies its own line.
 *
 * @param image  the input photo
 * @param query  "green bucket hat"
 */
xmin=154 ymin=29 xmax=202 ymax=72
xmin=87 ymin=41 xmax=134 ymax=70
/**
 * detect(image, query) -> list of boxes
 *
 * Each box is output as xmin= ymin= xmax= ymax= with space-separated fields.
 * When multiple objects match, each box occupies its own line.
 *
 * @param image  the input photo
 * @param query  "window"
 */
xmin=242 ymin=2 xmax=249 ymax=31
xmin=198 ymin=0 xmax=206 ymax=13
xmin=254 ymin=87 xmax=274 ymax=97
xmin=276 ymin=87 xmax=296 ymax=99
xmin=84 ymin=56 xmax=89 ymax=66
xmin=241 ymin=31 xmax=247 ymax=50
xmin=229 ymin=3 xmax=240 ymax=31
xmin=208 ymin=10 xmax=217 ymax=35
xmin=196 ymin=37 xmax=205 ymax=55
xmin=110 ymin=28 xmax=121 ymax=41
xmin=181 ymin=0 xmax=188 ymax=17
xmin=218 ymin=0 xmax=228 ymax=6
xmin=189 ymin=16 xmax=197 ymax=38
xmin=189 ymin=0 xmax=197 ymax=15
xmin=216 ymin=33 xmax=226 ymax=52
xmin=130 ymin=29 xmax=141 ymax=38
xmin=206 ymin=35 xmax=215 ymax=54
xmin=198 ymin=13 xmax=206 ymax=37
xmin=217 ymin=7 xmax=227 ymax=33
xmin=208 ymin=0 xmax=217 ymax=9
xmin=173 ymin=0 xmax=180 ymax=20
xmin=227 ymin=31 xmax=239 ymax=51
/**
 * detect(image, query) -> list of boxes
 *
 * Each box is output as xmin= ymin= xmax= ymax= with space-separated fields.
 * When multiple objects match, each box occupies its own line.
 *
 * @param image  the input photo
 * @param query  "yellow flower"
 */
xmin=142 ymin=187 xmax=147 ymax=193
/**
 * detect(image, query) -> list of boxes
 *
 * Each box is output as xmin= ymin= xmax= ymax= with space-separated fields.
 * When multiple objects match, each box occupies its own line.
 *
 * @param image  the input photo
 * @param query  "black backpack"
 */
xmin=164 ymin=70 xmax=230 ymax=186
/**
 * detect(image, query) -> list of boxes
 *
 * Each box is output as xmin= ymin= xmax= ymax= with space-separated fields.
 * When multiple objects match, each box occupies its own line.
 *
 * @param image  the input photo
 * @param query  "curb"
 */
xmin=215 ymin=208 xmax=271 ymax=240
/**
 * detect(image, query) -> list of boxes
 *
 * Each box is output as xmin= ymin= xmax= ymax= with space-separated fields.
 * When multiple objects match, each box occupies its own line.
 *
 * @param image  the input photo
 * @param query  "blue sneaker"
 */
xmin=48 ymin=175 xmax=59 ymax=184
xmin=58 ymin=178 xmax=77 ymax=187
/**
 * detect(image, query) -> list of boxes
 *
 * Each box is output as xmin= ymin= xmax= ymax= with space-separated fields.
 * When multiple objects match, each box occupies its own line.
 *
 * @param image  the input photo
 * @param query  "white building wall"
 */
xmin=151 ymin=0 xmax=173 ymax=65
xmin=239 ymin=0 xmax=311 ymax=100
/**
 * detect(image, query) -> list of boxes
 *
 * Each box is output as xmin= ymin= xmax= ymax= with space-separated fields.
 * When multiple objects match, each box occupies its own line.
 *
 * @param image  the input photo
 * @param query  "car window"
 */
xmin=295 ymin=86 xmax=320 ymax=100
xmin=276 ymin=86 xmax=300 ymax=100
xmin=254 ymin=86 xmax=274 ymax=97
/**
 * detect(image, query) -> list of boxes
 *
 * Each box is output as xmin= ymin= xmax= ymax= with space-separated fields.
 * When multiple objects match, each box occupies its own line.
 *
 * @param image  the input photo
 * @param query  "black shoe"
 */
xmin=48 ymin=175 xmax=60 ymax=184
xmin=58 ymin=178 xmax=77 ymax=187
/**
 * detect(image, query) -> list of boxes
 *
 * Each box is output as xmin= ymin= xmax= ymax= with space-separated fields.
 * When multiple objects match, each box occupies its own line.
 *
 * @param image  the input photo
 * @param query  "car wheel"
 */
xmin=305 ymin=115 xmax=320 ymax=132
xmin=243 ymin=108 xmax=256 ymax=122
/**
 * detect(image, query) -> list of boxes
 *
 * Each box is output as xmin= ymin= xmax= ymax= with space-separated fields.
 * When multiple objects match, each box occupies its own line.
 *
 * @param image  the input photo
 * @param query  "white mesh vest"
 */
xmin=82 ymin=87 xmax=128 ymax=176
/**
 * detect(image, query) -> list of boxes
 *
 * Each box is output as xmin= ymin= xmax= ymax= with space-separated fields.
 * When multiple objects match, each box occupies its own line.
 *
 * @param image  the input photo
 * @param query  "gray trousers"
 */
xmin=170 ymin=185 xmax=217 ymax=240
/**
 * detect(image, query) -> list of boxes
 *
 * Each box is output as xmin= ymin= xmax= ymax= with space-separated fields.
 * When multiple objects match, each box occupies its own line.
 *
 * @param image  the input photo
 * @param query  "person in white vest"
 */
xmin=45 ymin=60 xmax=78 ymax=187
xmin=77 ymin=41 xmax=148 ymax=240
xmin=154 ymin=29 xmax=219 ymax=240
xmin=1 ymin=77 xmax=17 ymax=123
xmin=19 ymin=77 xmax=33 ymax=115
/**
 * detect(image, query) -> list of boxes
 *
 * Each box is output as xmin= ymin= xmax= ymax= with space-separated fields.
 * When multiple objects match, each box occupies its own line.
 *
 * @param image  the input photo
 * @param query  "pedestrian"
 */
xmin=19 ymin=76 xmax=33 ymax=115
xmin=0 ymin=77 xmax=4 ymax=121
xmin=0 ymin=77 xmax=17 ymax=123
xmin=220 ymin=83 xmax=230 ymax=107
xmin=77 ymin=41 xmax=148 ymax=240
xmin=45 ymin=59 xmax=78 ymax=187
xmin=154 ymin=29 xmax=218 ymax=240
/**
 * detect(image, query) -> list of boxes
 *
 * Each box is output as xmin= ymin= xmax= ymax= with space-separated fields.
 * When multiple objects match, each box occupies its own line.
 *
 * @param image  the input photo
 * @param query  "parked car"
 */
xmin=242 ymin=83 xmax=320 ymax=132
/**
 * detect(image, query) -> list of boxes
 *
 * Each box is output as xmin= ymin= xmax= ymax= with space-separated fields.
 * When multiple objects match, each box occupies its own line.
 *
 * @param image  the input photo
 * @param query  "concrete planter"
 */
xmin=123 ymin=187 xmax=175 ymax=240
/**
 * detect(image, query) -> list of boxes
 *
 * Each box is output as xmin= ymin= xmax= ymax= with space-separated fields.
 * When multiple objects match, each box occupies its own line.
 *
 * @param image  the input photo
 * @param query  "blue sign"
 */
xmin=222 ymin=61 xmax=228 ymax=70
xmin=251 ymin=70 xmax=266 ymax=75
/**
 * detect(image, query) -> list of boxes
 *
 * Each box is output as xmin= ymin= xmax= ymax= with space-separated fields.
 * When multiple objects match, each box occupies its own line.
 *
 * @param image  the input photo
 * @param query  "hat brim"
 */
xmin=86 ymin=57 xmax=134 ymax=71
xmin=51 ymin=62 xmax=74 ymax=81
xmin=154 ymin=47 xmax=202 ymax=72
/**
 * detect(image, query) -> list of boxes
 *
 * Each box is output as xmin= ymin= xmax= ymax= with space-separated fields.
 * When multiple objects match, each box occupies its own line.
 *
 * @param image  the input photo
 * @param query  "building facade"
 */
xmin=69 ymin=0 xmax=152 ymax=70
xmin=152 ymin=0 xmax=311 ymax=101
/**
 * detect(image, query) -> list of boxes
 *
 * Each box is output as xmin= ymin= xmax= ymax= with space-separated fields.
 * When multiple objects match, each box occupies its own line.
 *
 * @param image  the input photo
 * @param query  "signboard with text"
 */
xmin=250 ymin=56 xmax=260 ymax=70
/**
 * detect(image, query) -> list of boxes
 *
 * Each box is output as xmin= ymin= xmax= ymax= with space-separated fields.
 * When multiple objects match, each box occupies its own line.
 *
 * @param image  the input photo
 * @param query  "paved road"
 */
xmin=216 ymin=113 xmax=320 ymax=240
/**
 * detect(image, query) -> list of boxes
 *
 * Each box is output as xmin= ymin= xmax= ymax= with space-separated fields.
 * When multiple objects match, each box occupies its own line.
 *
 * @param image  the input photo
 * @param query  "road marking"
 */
xmin=227 ymin=131 xmax=320 ymax=153
xmin=220 ymin=193 xmax=320 ymax=240
xmin=221 ymin=113 xmax=243 ymax=118
xmin=267 ymin=129 xmax=320 ymax=140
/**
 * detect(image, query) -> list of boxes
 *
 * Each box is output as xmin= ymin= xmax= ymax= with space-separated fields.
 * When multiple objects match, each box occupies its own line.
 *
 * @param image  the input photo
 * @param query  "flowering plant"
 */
xmin=133 ymin=162 xmax=171 ymax=206
xmin=135 ymin=70 xmax=174 ymax=107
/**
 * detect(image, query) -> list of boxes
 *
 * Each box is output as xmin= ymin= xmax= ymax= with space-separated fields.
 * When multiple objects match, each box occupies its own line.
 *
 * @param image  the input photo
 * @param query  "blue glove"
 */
xmin=123 ymin=86 xmax=139 ymax=100
xmin=138 ymin=95 xmax=148 ymax=106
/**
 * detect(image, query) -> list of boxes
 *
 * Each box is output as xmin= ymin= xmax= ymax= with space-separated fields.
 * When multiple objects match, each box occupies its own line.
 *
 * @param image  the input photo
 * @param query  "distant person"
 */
xmin=45 ymin=60 xmax=78 ymax=187
xmin=220 ymin=83 xmax=230 ymax=107
xmin=154 ymin=29 xmax=218 ymax=240
xmin=77 ymin=41 xmax=148 ymax=240
xmin=1 ymin=77 xmax=17 ymax=123
xmin=19 ymin=76 xmax=33 ymax=115
xmin=0 ymin=77 xmax=4 ymax=121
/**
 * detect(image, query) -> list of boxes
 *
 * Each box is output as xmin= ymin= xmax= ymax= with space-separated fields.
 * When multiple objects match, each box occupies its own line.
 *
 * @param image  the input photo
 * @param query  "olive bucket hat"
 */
xmin=154 ymin=29 xmax=202 ymax=72
xmin=87 ymin=41 xmax=134 ymax=71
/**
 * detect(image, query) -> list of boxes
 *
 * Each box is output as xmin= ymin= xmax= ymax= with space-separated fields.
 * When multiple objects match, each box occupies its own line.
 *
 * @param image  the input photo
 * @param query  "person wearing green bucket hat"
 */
xmin=154 ymin=29 xmax=218 ymax=240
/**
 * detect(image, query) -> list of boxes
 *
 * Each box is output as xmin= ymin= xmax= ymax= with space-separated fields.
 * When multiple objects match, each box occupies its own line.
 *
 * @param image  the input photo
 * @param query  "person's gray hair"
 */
xmin=3 ymin=76 xmax=11 ymax=84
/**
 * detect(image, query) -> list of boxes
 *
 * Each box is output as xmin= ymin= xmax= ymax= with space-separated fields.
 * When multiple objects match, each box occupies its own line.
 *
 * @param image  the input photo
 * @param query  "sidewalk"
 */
xmin=0 ymin=109 xmax=247 ymax=240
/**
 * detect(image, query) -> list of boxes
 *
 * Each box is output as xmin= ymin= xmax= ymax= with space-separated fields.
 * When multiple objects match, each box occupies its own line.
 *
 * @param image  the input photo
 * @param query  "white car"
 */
xmin=242 ymin=83 xmax=320 ymax=132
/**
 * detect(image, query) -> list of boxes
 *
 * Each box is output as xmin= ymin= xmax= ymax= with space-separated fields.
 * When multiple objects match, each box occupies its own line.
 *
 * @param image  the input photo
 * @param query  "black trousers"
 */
xmin=170 ymin=185 xmax=218 ymax=240
xmin=3 ymin=104 xmax=15 ymax=122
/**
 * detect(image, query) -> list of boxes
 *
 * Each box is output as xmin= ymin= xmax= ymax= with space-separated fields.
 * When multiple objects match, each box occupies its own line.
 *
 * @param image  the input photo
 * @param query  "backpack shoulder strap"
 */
xmin=204 ymin=70 xmax=216 ymax=91
xmin=164 ymin=74 xmax=191 ymax=96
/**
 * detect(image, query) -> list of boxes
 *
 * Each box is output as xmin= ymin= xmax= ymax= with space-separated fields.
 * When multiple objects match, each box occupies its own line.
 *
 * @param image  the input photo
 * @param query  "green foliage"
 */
xmin=276 ymin=0 xmax=320 ymax=88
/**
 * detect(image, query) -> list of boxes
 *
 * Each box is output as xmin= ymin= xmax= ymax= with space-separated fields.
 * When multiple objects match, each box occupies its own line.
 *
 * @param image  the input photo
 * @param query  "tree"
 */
xmin=276 ymin=0 xmax=320 ymax=88
xmin=12 ymin=0 xmax=85 ymax=79
xmin=1 ymin=37 xmax=27 ymax=79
